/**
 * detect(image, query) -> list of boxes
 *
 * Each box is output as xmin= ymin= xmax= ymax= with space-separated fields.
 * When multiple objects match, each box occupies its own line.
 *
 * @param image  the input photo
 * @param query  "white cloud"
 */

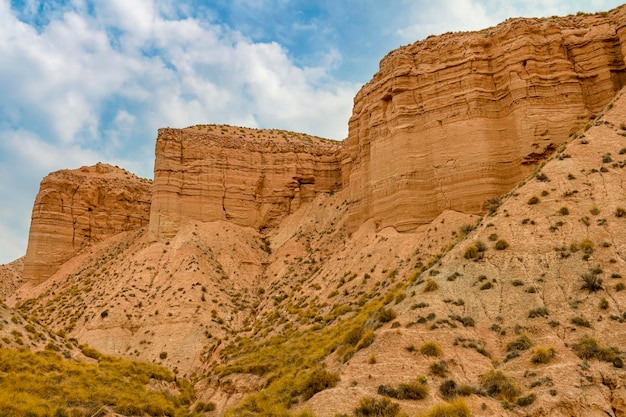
xmin=0 ymin=0 xmax=358 ymax=263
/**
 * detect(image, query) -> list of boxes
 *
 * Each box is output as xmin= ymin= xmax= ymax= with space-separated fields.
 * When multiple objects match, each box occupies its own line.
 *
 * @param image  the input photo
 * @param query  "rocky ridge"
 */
xmin=6 ymin=4 xmax=626 ymax=417
xmin=344 ymin=7 xmax=626 ymax=231
xmin=149 ymin=125 xmax=342 ymax=240
xmin=22 ymin=163 xmax=151 ymax=285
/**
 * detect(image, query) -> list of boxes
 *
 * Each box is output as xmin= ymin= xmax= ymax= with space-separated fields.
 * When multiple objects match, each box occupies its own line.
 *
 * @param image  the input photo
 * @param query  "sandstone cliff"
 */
xmin=23 ymin=163 xmax=151 ymax=285
xmin=149 ymin=125 xmax=342 ymax=240
xmin=344 ymin=7 xmax=626 ymax=231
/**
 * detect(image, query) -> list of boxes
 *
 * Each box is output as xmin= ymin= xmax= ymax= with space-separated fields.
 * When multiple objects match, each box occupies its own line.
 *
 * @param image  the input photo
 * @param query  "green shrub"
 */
xmin=439 ymin=379 xmax=458 ymax=399
xmin=616 ymin=207 xmax=626 ymax=218
xmin=494 ymin=239 xmax=509 ymax=250
xmin=356 ymin=329 xmax=376 ymax=350
xmin=419 ymin=399 xmax=471 ymax=417
xmin=420 ymin=342 xmax=442 ymax=357
xmin=354 ymin=397 xmax=399 ymax=417
xmin=580 ymin=273 xmax=603 ymax=292
xmin=480 ymin=370 xmax=520 ymax=403
xmin=506 ymin=334 xmax=532 ymax=352
xmin=571 ymin=316 xmax=591 ymax=328
xmin=301 ymin=368 xmax=340 ymax=399
xmin=79 ymin=345 xmax=102 ymax=360
xmin=159 ymin=351 xmax=168 ymax=360
xmin=531 ymin=347 xmax=556 ymax=364
xmin=463 ymin=245 xmax=478 ymax=259
xmin=528 ymin=307 xmax=548 ymax=318
xmin=559 ymin=207 xmax=569 ymax=216
xmin=528 ymin=196 xmax=540 ymax=205
xmin=377 ymin=308 xmax=397 ymax=323
xmin=378 ymin=380 xmax=428 ymax=400
xmin=486 ymin=196 xmax=502 ymax=214
xmin=600 ymin=297 xmax=609 ymax=309
xmin=580 ymin=239 xmax=594 ymax=254
xmin=195 ymin=401 xmax=217 ymax=412
xmin=517 ymin=393 xmax=536 ymax=407
xmin=429 ymin=360 xmax=448 ymax=377
xmin=424 ymin=279 xmax=439 ymax=293
xmin=572 ymin=335 xmax=617 ymax=362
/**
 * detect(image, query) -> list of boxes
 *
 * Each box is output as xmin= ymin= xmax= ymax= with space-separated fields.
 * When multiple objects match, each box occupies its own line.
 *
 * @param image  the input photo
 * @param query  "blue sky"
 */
xmin=1 ymin=0 xmax=624 ymax=264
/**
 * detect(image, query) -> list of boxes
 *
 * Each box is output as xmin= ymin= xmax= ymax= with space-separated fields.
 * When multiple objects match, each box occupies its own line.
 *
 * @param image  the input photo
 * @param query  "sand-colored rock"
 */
xmin=23 ymin=163 xmax=151 ymax=285
xmin=344 ymin=7 xmax=626 ymax=231
xmin=0 ymin=257 xmax=23 ymax=301
xmin=10 ymin=5 xmax=626 ymax=417
xmin=149 ymin=125 xmax=342 ymax=240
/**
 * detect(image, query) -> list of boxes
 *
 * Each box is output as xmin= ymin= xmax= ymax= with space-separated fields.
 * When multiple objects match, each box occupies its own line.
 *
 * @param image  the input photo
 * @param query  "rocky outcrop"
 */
xmin=149 ymin=125 xmax=342 ymax=240
xmin=344 ymin=7 xmax=626 ymax=231
xmin=23 ymin=163 xmax=151 ymax=285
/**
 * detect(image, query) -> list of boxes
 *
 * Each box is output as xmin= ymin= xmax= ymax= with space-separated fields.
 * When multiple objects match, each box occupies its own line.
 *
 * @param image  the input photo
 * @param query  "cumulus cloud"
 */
xmin=0 ymin=0 xmax=359 ymax=262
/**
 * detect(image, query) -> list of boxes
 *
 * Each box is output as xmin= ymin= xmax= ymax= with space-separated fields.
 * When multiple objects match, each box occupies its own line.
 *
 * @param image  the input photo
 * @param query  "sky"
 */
xmin=1 ymin=0 xmax=625 ymax=264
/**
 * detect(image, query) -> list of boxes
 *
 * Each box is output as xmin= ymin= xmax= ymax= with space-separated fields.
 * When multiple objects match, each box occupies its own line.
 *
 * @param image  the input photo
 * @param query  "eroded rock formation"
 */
xmin=149 ymin=125 xmax=342 ymax=240
xmin=344 ymin=8 xmax=626 ymax=231
xmin=23 ymin=163 xmax=151 ymax=284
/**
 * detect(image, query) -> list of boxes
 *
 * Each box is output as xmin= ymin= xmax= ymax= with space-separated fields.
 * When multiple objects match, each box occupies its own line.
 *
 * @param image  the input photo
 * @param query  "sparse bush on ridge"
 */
xmin=420 ymin=341 xmax=442 ymax=357
xmin=464 ymin=241 xmax=486 ymax=260
xmin=531 ymin=347 xmax=556 ymax=364
xmin=494 ymin=239 xmax=509 ymax=250
xmin=481 ymin=370 xmax=521 ymax=403
xmin=419 ymin=399 xmax=471 ymax=417
xmin=377 ymin=379 xmax=428 ymax=400
xmin=581 ymin=272 xmax=603 ymax=292
xmin=506 ymin=334 xmax=532 ymax=352
xmin=424 ymin=279 xmax=439 ymax=292
xmin=300 ymin=368 xmax=340 ymax=400
xmin=354 ymin=397 xmax=400 ymax=417
xmin=572 ymin=335 xmax=618 ymax=363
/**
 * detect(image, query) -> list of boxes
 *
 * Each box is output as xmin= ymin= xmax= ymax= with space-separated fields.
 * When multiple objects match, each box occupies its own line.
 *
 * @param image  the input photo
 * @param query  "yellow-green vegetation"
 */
xmin=438 ymin=380 xmax=475 ymax=400
xmin=301 ymin=368 xmax=340 ymax=400
xmin=572 ymin=335 xmax=619 ymax=362
xmin=531 ymin=347 xmax=556 ymax=364
xmin=418 ymin=399 xmax=471 ymax=417
xmin=494 ymin=239 xmax=509 ymax=250
xmin=423 ymin=278 xmax=439 ymax=292
xmin=420 ymin=341 xmax=442 ymax=357
xmin=354 ymin=397 xmax=399 ymax=417
xmin=0 ymin=347 xmax=192 ymax=417
xmin=505 ymin=334 xmax=532 ymax=352
xmin=217 ymin=285 xmax=407 ymax=417
xmin=480 ymin=370 xmax=521 ymax=403
xmin=377 ymin=379 xmax=428 ymax=400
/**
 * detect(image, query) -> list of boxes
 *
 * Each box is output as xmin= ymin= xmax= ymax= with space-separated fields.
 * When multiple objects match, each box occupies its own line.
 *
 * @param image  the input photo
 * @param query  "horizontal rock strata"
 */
xmin=23 ymin=163 xmax=151 ymax=284
xmin=149 ymin=125 xmax=343 ymax=240
xmin=344 ymin=8 xmax=626 ymax=231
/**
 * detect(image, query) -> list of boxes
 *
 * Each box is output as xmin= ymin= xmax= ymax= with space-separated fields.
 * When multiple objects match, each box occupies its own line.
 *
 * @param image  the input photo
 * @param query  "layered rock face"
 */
xmin=149 ymin=125 xmax=343 ymax=240
xmin=344 ymin=7 xmax=626 ymax=231
xmin=23 ymin=164 xmax=151 ymax=285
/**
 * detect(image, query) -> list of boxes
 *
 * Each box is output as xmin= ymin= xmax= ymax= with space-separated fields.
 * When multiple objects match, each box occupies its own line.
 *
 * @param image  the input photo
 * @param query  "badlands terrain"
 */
xmin=3 ymin=5 xmax=626 ymax=417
